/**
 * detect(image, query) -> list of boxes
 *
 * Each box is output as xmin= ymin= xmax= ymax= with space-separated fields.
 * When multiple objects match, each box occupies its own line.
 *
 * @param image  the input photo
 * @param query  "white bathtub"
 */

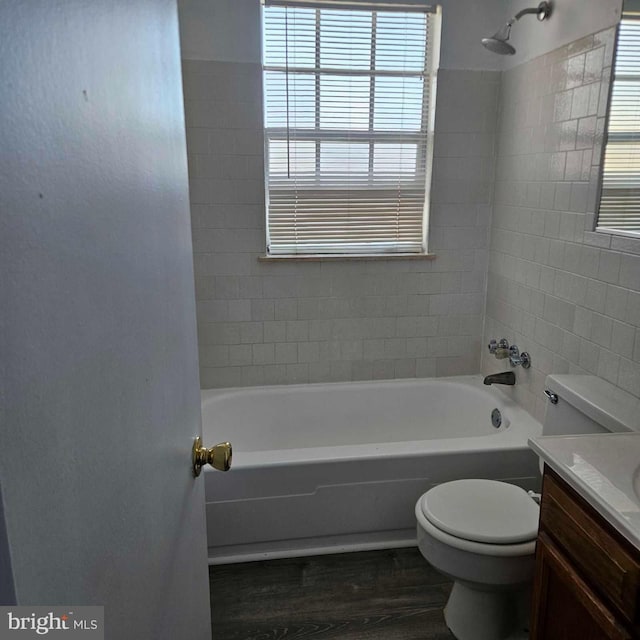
xmin=201 ymin=375 xmax=542 ymax=564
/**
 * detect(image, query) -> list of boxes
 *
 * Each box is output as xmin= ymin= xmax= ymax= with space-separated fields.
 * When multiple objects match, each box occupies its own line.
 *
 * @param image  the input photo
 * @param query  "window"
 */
xmin=598 ymin=10 xmax=640 ymax=235
xmin=262 ymin=0 xmax=441 ymax=256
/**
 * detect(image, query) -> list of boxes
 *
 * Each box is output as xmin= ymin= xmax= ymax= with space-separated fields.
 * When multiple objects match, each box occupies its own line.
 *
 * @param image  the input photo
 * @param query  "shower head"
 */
xmin=482 ymin=1 xmax=552 ymax=56
xmin=482 ymin=23 xmax=516 ymax=56
xmin=481 ymin=37 xmax=517 ymax=56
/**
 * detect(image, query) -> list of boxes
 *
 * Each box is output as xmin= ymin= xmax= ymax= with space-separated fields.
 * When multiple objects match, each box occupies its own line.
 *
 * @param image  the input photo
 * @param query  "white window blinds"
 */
xmin=262 ymin=0 xmax=440 ymax=255
xmin=598 ymin=11 xmax=640 ymax=234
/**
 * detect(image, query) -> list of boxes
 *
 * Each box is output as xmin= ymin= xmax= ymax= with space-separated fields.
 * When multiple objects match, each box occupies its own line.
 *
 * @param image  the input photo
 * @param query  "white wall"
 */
xmin=183 ymin=60 xmax=499 ymax=387
xmin=179 ymin=0 xmax=261 ymax=64
xmin=178 ymin=0 xmax=509 ymax=70
xmin=502 ymin=0 xmax=622 ymax=68
xmin=482 ymin=23 xmax=640 ymax=422
xmin=178 ymin=0 xmax=502 ymax=386
xmin=178 ymin=0 xmax=626 ymax=74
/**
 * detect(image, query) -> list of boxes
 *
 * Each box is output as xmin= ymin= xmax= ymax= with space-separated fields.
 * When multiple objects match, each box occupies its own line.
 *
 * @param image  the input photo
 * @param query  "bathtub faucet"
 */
xmin=483 ymin=371 xmax=516 ymax=386
xmin=488 ymin=339 xmax=531 ymax=368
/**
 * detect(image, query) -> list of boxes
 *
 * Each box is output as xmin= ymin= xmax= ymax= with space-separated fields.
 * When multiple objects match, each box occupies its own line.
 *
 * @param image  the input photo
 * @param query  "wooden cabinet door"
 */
xmin=530 ymin=532 xmax=632 ymax=640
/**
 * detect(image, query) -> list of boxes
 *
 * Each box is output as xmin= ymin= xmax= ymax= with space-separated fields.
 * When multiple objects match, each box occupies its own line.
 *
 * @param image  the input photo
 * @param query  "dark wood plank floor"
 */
xmin=210 ymin=548 xmax=455 ymax=640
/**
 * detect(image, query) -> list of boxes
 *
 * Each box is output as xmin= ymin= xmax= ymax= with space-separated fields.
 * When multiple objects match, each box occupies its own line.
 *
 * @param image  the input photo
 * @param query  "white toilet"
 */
xmin=416 ymin=479 xmax=538 ymax=640
xmin=415 ymin=374 xmax=615 ymax=640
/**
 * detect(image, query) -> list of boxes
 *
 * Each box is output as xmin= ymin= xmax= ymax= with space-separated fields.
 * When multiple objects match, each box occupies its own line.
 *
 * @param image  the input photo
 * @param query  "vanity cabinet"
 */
xmin=531 ymin=469 xmax=640 ymax=639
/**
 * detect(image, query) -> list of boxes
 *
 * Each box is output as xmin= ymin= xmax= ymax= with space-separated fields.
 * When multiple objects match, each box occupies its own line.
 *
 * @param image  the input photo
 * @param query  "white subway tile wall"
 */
xmin=483 ymin=28 xmax=640 ymax=422
xmin=183 ymin=60 xmax=499 ymax=387
xmin=184 ymin=26 xmax=640 ymax=410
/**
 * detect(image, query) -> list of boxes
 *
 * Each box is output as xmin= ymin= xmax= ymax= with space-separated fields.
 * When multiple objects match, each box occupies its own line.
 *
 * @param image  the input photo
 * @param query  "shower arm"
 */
xmin=496 ymin=2 xmax=551 ymax=39
xmin=504 ymin=5 xmax=546 ymax=30
xmin=514 ymin=2 xmax=552 ymax=24
xmin=513 ymin=6 xmax=542 ymax=21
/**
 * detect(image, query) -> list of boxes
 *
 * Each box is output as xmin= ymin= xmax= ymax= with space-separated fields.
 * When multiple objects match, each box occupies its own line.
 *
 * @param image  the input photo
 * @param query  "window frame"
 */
xmin=261 ymin=0 xmax=441 ymax=258
xmin=596 ymin=10 xmax=640 ymax=239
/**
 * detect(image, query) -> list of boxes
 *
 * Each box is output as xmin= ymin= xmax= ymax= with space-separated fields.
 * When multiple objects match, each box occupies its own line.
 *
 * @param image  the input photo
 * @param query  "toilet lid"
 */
xmin=420 ymin=479 xmax=539 ymax=544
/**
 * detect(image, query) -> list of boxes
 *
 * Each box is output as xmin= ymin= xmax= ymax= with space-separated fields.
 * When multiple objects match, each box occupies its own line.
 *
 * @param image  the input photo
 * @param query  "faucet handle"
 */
xmin=509 ymin=345 xmax=531 ymax=369
xmin=488 ymin=338 xmax=510 ymax=355
xmin=494 ymin=338 xmax=511 ymax=359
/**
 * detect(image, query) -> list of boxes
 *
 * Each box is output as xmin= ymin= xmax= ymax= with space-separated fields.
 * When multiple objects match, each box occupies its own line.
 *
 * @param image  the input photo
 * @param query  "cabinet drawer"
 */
xmin=541 ymin=472 xmax=640 ymax=625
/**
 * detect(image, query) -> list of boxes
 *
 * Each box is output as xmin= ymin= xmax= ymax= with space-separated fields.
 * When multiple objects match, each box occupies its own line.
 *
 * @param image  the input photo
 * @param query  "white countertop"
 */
xmin=529 ymin=432 xmax=640 ymax=551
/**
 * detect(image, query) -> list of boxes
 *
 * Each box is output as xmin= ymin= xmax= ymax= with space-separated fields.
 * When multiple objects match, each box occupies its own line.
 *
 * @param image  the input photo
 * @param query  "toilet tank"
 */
xmin=539 ymin=374 xmax=640 ymax=475
xmin=543 ymin=390 xmax=609 ymax=437
xmin=542 ymin=374 xmax=640 ymax=436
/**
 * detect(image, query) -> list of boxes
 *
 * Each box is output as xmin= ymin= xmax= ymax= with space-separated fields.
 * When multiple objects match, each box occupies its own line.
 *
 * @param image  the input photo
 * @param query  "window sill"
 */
xmin=258 ymin=253 xmax=437 ymax=263
xmin=589 ymin=227 xmax=640 ymax=254
xmin=596 ymin=227 xmax=640 ymax=240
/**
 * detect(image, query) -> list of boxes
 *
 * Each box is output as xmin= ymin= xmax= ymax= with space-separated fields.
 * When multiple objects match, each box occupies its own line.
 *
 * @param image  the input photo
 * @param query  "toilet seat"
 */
xmin=417 ymin=479 xmax=539 ymax=555
xmin=416 ymin=505 xmax=537 ymax=556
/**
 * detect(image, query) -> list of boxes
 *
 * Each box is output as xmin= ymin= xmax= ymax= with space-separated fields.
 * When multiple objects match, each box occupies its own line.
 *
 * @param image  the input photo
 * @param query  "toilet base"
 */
xmin=444 ymin=581 xmax=530 ymax=640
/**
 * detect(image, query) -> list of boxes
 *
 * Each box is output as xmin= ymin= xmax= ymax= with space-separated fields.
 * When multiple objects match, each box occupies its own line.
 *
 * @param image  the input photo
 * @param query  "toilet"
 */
xmin=415 ymin=374 xmax=614 ymax=640
xmin=416 ymin=479 xmax=538 ymax=640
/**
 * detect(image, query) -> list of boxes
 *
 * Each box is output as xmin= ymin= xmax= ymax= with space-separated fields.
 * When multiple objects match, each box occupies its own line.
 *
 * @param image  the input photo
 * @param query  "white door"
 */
xmin=0 ymin=1 xmax=212 ymax=638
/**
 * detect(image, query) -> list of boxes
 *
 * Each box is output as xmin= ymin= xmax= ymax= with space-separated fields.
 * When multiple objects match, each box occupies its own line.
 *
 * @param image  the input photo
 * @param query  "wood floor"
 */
xmin=209 ymin=548 xmax=455 ymax=640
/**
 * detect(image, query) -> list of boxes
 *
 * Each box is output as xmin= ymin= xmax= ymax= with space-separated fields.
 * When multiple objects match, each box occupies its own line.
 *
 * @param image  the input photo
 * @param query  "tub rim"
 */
xmin=200 ymin=374 xmax=543 ymax=470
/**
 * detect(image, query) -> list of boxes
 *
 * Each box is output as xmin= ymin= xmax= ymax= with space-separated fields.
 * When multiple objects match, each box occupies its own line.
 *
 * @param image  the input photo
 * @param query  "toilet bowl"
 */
xmin=415 ymin=479 xmax=539 ymax=640
xmin=414 ymin=374 xmax=627 ymax=639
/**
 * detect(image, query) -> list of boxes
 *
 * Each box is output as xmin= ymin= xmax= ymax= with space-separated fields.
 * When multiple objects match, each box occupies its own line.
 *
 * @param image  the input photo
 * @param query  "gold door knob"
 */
xmin=192 ymin=437 xmax=232 ymax=477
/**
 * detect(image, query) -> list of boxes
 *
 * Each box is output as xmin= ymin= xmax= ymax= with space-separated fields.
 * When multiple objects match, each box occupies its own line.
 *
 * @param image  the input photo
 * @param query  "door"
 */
xmin=530 ymin=533 xmax=631 ymax=640
xmin=0 ymin=1 xmax=211 ymax=638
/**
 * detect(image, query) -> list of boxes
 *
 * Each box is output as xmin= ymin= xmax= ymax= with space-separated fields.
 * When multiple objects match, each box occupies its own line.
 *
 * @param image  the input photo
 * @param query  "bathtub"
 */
xmin=201 ymin=375 xmax=542 ymax=564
